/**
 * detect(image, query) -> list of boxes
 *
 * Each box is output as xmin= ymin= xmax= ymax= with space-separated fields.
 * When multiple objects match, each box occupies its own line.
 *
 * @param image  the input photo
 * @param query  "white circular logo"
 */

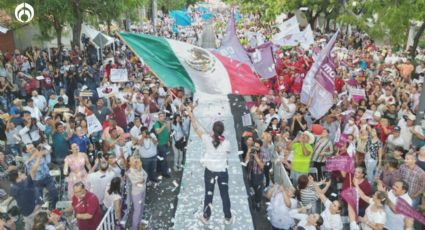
xmin=15 ymin=3 xmax=34 ymax=23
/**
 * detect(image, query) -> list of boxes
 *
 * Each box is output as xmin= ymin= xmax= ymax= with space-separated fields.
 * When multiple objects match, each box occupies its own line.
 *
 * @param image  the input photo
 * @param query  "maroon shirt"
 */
xmin=342 ymin=174 xmax=373 ymax=209
xmin=72 ymin=190 xmax=102 ymax=230
xmin=113 ymin=104 xmax=127 ymax=130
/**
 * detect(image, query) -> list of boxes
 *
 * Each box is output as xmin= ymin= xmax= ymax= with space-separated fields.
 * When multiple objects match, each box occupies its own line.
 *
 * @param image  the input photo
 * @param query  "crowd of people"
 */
xmin=0 ymin=3 xmax=425 ymax=230
xmin=241 ymin=24 xmax=425 ymax=230
xmin=0 ymin=12 xmax=198 ymax=229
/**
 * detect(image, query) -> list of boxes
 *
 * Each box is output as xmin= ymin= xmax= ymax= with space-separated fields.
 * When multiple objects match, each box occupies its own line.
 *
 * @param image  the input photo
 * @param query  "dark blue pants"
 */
xmin=203 ymin=168 xmax=231 ymax=219
xmin=250 ymin=173 xmax=264 ymax=204
xmin=157 ymin=144 xmax=170 ymax=176
xmin=141 ymin=156 xmax=157 ymax=181
xmin=34 ymin=175 xmax=58 ymax=208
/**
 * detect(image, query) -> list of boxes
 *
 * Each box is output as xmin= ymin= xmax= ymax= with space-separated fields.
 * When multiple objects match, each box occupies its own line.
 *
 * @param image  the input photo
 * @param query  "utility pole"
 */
xmin=152 ymin=0 xmax=157 ymax=35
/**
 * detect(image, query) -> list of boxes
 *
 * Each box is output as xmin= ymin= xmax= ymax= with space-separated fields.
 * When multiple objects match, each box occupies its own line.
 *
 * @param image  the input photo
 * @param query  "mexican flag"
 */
xmin=119 ymin=32 xmax=268 ymax=95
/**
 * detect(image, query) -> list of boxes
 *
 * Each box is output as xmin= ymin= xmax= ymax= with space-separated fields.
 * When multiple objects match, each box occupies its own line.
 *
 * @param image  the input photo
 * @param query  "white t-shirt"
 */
xmin=361 ymin=198 xmax=386 ymax=230
xmin=103 ymin=189 xmax=121 ymax=209
xmin=289 ymin=209 xmax=316 ymax=230
xmin=384 ymin=191 xmax=412 ymax=230
xmin=279 ymin=98 xmax=296 ymax=120
xmin=386 ymin=134 xmax=405 ymax=150
xmin=32 ymin=95 xmax=47 ymax=111
xmin=129 ymin=125 xmax=141 ymax=139
xmin=397 ymin=118 xmax=413 ymax=150
xmin=267 ymin=189 xmax=297 ymax=229
xmin=201 ymin=134 xmax=230 ymax=172
xmin=321 ymin=199 xmax=343 ymax=230
xmin=86 ymin=170 xmax=115 ymax=201
xmin=138 ymin=138 xmax=157 ymax=158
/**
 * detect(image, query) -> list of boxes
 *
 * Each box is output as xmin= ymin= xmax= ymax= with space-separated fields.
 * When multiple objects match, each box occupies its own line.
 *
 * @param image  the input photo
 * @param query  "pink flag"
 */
xmin=335 ymin=133 xmax=349 ymax=148
xmin=341 ymin=187 xmax=358 ymax=214
xmin=325 ymin=154 xmax=355 ymax=173
xmin=396 ymin=197 xmax=425 ymax=225
xmin=300 ymin=31 xmax=339 ymax=119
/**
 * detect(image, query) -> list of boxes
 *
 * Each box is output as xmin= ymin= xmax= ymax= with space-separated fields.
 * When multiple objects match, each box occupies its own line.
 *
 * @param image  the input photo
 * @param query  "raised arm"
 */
xmin=187 ymin=108 xmax=203 ymax=138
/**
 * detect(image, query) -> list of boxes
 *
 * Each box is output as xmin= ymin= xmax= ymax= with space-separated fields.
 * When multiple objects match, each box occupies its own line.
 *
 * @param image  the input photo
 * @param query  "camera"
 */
xmin=97 ymin=151 xmax=104 ymax=159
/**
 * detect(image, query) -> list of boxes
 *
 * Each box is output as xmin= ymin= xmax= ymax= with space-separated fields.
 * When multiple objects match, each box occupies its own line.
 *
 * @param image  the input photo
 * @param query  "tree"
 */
xmin=338 ymin=0 xmax=425 ymax=56
xmin=34 ymin=0 xmax=71 ymax=49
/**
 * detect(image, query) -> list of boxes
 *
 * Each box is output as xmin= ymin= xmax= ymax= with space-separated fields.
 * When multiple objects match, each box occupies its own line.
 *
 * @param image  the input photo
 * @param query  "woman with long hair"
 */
xmin=171 ymin=113 xmax=186 ymax=171
xmin=365 ymin=127 xmax=383 ymax=183
xmin=188 ymin=108 xmax=234 ymax=225
xmin=103 ymin=177 xmax=123 ymax=229
xmin=127 ymin=155 xmax=148 ymax=230
xmin=63 ymin=143 xmax=91 ymax=199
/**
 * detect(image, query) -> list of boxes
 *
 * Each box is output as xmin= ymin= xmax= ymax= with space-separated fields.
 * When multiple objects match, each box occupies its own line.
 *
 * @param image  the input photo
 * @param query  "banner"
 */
xmin=273 ymin=25 xmax=315 ymax=49
xmin=217 ymin=10 xmax=253 ymax=67
xmin=349 ymin=87 xmax=366 ymax=102
xmin=396 ymin=197 xmax=425 ymax=225
xmin=246 ymin=42 xmax=277 ymax=79
xmin=272 ymin=152 xmax=293 ymax=189
xmin=86 ymin=114 xmax=102 ymax=135
xmin=278 ymin=16 xmax=300 ymax=35
xmin=361 ymin=109 xmax=373 ymax=120
xmin=341 ymin=188 xmax=358 ymax=214
xmin=110 ymin=69 xmax=129 ymax=82
xmin=300 ymin=31 xmax=339 ymax=119
xmin=325 ymin=154 xmax=354 ymax=173
xmin=273 ymin=16 xmax=301 ymax=45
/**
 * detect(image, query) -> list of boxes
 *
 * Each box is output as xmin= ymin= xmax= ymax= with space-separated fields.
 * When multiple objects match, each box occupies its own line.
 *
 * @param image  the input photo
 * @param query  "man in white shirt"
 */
xmin=264 ymin=106 xmax=280 ymax=127
xmin=132 ymin=95 xmax=145 ymax=116
xmin=171 ymin=89 xmax=185 ymax=112
xmin=397 ymin=113 xmax=415 ymax=150
xmin=386 ymin=126 xmax=405 ymax=152
xmin=137 ymin=127 xmax=158 ymax=182
xmin=278 ymin=95 xmax=296 ymax=123
xmin=23 ymin=99 xmax=43 ymax=121
xmin=129 ymin=117 xmax=142 ymax=139
xmin=31 ymin=90 xmax=47 ymax=113
xmin=378 ymin=180 xmax=413 ymax=230
xmin=19 ymin=111 xmax=45 ymax=145
xmin=86 ymin=158 xmax=115 ymax=202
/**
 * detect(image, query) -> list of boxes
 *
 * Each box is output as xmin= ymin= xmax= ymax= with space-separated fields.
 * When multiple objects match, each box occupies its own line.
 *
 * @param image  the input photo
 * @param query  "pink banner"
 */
xmin=325 ymin=154 xmax=354 ymax=173
xmin=341 ymin=188 xmax=358 ymax=214
xmin=396 ymin=197 xmax=425 ymax=225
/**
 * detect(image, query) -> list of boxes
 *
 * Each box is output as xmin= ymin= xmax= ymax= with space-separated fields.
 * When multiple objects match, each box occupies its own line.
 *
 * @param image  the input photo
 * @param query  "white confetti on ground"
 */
xmin=173 ymin=92 xmax=254 ymax=230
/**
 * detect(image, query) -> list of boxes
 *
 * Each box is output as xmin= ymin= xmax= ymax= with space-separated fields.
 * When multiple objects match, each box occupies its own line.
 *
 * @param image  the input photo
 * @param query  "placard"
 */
xmin=79 ymin=90 xmax=93 ymax=97
xmin=96 ymin=85 xmax=119 ymax=98
xmin=86 ymin=114 xmax=102 ymax=135
xmin=110 ymin=69 xmax=129 ymax=82
xmin=242 ymin=113 xmax=252 ymax=127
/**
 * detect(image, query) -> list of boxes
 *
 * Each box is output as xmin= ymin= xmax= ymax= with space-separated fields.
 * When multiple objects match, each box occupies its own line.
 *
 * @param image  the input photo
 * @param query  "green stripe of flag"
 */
xmin=119 ymin=32 xmax=195 ymax=91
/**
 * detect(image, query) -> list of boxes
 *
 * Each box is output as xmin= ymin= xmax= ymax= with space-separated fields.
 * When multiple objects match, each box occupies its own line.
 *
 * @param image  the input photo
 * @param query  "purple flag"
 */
xmin=325 ymin=154 xmax=355 ymax=173
xmin=396 ymin=197 xmax=425 ymax=225
xmin=217 ymin=10 xmax=253 ymax=67
xmin=301 ymin=31 xmax=339 ymax=119
xmin=341 ymin=188 xmax=358 ymax=215
xmin=246 ymin=42 xmax=277 ymax=79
